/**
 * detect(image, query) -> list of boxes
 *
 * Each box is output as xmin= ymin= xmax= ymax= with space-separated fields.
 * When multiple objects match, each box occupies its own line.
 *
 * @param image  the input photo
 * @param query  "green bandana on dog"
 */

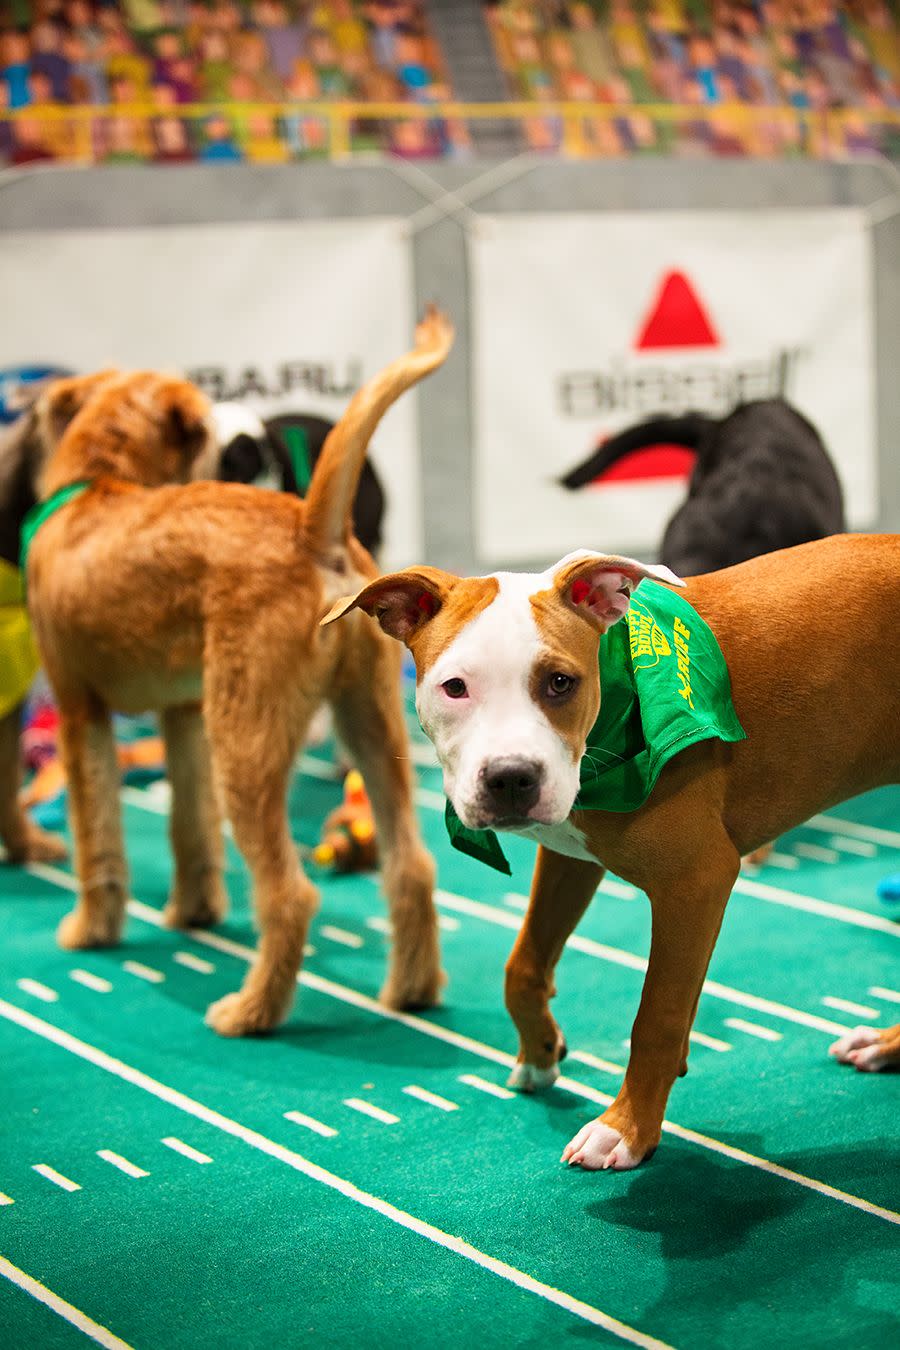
xmin=445 ymin=579 xmax=746 ymax=874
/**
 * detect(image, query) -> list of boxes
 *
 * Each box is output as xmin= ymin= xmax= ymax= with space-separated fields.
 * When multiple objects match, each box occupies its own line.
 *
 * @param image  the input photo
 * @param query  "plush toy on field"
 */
xmin=311 ymin=771 xmax=378 ymax=873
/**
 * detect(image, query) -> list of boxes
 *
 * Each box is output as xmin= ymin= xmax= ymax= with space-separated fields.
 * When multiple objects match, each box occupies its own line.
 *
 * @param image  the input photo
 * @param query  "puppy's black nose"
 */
xmin=482 ymin=759 xmax=543 ymax=817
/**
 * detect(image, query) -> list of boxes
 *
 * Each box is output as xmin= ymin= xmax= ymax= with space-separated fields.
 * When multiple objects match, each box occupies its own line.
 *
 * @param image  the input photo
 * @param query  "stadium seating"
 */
xmin=0 ymin=1 xmax=897 ymax=163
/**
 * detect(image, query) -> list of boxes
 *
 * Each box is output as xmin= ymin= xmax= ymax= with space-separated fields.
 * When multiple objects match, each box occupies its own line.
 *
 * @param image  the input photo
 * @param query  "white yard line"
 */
xmin=764 ymin=852 xmax=801 ymax=871
xmin=793 ymin=843 xmax=840 ymax=865
xmin=828 ymin=835 xmax=878 ymax=858
xmin=173 ymin=952 xmax=215 ymax=975
xmin=808 ymin=813 xmax=900 ymax=849
xmin=20 ymin=867 xmax=900 ymax=1228
xmin=723 ymin=1018 xmax=783 ymax=1043
xmin=70 ymin=970 xmax=112 ymax=994
xmin=689 ymin=1030 xmax=732 ymax=1053
xmin=161 ymin=1137 xmax=212 ymax=1164
xmin=869 ymin=985 xmax=900 ymax=1005
xmin=16 ymin=979 xmax=58 ymax=1004
xmin=821 ymin=996 xmax=879 ymax=1020
xmin=402 ymin=1085 xmax=460 ymax=1112
xmin=458 ymin=1074 xmax=515 ymax=1101
xmin=0 ymin=1255 xmax=133 ymax=1350
xmin=32 ymin=1164 xmax=80 ymax=1192
xmin=343 ymin=1098 xmax=400 ymax=1125
xmin=0 ymin=1193 xmax=14 ymax=1206
xmin=434 ymin=889 xmax=850 ymax=1037
xmin=97 ymin=1150 xmax=148 ymax=1179
xmin=320 ymin=925 xmax=364 ymax=950
xmin=0 ymin=1002 xmax=671 ymax=1350
xmin=284 ymin=1110 xmax=338 ymax=1138
xmin=122 ymin=961 xmax=165 ymax=985
xmin=567 ymin=1050 xmax=625 ymax=1075
xmin=725 ymin=877 xmax=900 ymax=939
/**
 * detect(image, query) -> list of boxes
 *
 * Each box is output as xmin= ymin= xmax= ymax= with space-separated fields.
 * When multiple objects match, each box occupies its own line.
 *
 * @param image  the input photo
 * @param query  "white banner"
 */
xmin=471 ymin=210 xmax=876 ymax=565
xmin=0 ymin=218 xmax=420 ymax=567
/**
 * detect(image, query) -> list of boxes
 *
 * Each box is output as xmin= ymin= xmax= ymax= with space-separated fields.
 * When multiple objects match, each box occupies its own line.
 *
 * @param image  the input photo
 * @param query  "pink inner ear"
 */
xmin=417 ymin=592 xmax=437 ymax=618
xmin=569 ymin=569 xmax=633 ymax=627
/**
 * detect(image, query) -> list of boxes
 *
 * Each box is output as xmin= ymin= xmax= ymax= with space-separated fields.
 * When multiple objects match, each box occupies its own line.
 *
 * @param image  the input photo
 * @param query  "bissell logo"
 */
xmin=558 ymin=269 xmax=804 ymax=486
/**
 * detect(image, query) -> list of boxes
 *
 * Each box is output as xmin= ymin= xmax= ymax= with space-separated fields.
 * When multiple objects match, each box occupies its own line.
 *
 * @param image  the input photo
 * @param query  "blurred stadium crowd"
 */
xmin=0 ymin=0 xmax=897 ymax=164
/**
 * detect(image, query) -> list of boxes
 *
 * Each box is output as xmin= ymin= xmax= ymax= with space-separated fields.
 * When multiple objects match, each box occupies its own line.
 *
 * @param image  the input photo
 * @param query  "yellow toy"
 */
xmin=311 ymin=770 xmax=378 ymax=873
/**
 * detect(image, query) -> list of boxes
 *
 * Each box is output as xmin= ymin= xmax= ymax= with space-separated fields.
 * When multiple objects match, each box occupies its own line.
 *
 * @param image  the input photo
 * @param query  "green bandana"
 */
xmin=19 ymin=482 xmax=91 ymax=572
xmin=446 ymin=579 xmax=746 ymax=874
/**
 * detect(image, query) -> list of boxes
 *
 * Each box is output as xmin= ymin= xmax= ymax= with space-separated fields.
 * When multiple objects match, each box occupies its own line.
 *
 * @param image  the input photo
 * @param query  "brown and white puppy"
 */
xmin=0 ymin=369 xmax=121 ymax=863
xmin=27 ymin=310 xmax=453 ymax=1035
xmin=323 ymin=536 xmax=900 ymax=1170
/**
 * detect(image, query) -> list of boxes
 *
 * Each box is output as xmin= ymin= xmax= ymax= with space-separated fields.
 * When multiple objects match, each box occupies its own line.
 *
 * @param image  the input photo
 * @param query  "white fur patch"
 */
xmin=511 ymin=818 xmax=601 ymax=865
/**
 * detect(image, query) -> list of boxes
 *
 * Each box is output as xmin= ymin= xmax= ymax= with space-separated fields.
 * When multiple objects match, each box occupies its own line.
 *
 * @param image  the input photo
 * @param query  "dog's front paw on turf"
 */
xmin=561 ymin=1118 xmax=645 ymax=1171
xmin=205 ymin=992 xmax=280 ymax=1037
xmin=507 ymin=1061 xmax=559 ymax=1092
xmin=57 ymin=907 xmax=121 ymax=950
xmin=830 ymin=1024 xmax=900 ymax=1072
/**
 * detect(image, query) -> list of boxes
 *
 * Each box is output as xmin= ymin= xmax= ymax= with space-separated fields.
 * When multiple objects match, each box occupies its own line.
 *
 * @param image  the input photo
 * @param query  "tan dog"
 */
xmin=1 ymin=370 xmax=123 ymax=864
xmin=323 ymin=535 xmax=900 ymax=1169
xmin=27 ymin=310 xmax=453 ymax=1035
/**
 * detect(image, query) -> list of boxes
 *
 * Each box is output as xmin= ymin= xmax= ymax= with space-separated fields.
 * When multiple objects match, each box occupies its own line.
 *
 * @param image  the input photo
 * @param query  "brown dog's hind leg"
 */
xmin=504 ymin=846 xmax=605 ymax=1092
xmin=56 ymin=704 xmax=128 ymax=949
xmin=830 ymin=1023 xmax=900 ymax=1071
xmin=0 ymin=705 xmax=68 ymax=863
xmin=203 ymin=674 xmax=318 ymax=1037
xmin=330 ymin=638 xmax=442 ymax=1011
xmin=563 ymin=837 xmax=739 ymax=1171
xmin=161 ymin=704 xmax=227 ymax=929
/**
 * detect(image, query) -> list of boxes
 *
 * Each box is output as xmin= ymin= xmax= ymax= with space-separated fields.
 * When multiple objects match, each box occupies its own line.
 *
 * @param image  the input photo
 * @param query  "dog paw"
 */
xmin=14 ymin=825 xmax=70 ymax=864
xmin=205 ymin=992 xmax=281 ymax=1038
xmin=57 ymin=907 xmax=121 ymax=950
xmin=379 ymin=966 xmax=446 ymax=1012
xmin=561 ymin=1118 xmax=644 ymax=1171
xmin=830 ymin=1024 xmax=900 ymax=1072
xmin=507 ymin=1061 xmax=559 ymax=1093
xmin=163 ymin=880 xmax=228 ymax=930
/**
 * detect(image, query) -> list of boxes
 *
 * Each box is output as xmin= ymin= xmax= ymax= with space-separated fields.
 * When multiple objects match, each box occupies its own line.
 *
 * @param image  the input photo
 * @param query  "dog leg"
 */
xmin=504 ymin=846 xmax=604 ymax=1092
xmin=0 ymin=704 xmax=68 ymax=863
xmin=56 ymin=706 xmax=128 ymax=948
xmin=161 ymin=704 xmax=227 ymax=929
xmin=203 ymin=696 xmax=317 ymax=1037
xmin=563 ymin=846 xmax=738 ymax=1171
xmin=830 ymin=1023 xmax=900 ymax=1071
xmin=330 ymin=645 xmax=442 ymax=1010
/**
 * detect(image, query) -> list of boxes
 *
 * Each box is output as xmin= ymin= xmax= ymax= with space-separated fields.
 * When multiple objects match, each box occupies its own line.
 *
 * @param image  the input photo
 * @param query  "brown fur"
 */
xmin=28 ymin=309 xmax=454 ymax=1035
xmin=0 ymin=369 xmax=122 ymax=865
xmin=326 ymin=533 xmax=900 ymax=1165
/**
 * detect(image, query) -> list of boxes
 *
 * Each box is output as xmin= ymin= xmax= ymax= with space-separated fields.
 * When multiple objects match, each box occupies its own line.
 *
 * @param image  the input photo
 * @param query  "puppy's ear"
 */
xmin=161 ymin=381 xmax=212 ymax=465
xmin=42 ymin=369 xmax=119 ymax=444
xmin=553 ymin=551 xmax=684 ymax=632
xmin=321 ymin=566 xmax=456 ymax=643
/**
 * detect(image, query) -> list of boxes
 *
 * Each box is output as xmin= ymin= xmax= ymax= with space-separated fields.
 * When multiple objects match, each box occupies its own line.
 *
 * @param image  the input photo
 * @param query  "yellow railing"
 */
xmin=3 ymin=100 xmax=898 ymax=163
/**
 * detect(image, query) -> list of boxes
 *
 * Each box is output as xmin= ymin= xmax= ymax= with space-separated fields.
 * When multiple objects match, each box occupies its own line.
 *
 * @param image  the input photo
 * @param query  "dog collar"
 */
xmin=19 ymin=481 xmax=92 ymax=572
xmin=446 ymin=580 xmax=746 ymax=874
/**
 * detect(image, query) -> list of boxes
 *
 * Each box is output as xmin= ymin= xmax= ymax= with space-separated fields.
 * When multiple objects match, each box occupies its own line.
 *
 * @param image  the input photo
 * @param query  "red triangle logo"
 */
xmin=633 ymin=270 xmax=720 ymax=350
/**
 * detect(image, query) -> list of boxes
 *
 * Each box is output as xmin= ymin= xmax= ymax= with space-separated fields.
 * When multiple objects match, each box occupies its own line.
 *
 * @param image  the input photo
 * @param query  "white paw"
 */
xmin=507 ymin=1061 xmax=559 ymax=1093
xmin=829 ymin=1025 xmax=889 ymax=1072
xmin=561 ymin=1118 xmax=641 ymax=1171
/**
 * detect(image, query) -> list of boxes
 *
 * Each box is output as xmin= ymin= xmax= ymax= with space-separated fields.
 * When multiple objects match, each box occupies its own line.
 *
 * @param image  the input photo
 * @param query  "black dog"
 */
xmin=214 ymin=405 xmax=386 ymax=557
xmin=560 ymin=399 xmax=845 ymax=574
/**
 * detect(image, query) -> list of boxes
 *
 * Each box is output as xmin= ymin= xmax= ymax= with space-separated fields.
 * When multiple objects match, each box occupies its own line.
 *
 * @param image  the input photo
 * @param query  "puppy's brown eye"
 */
xmin=547 ymin=672 xmax=577 ymax=698
xmin=442 ymin=678 xmax=468 ymax=699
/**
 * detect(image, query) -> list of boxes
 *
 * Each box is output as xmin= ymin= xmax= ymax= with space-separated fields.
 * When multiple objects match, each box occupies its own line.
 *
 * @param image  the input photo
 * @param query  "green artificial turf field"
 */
xmin=1 ymin=700 xmax=898 ymax=1350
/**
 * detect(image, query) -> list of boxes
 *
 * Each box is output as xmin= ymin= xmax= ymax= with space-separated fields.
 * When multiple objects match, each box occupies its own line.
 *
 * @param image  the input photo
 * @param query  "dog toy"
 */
xmin=311 ymin=770 xmax=378 ymax=873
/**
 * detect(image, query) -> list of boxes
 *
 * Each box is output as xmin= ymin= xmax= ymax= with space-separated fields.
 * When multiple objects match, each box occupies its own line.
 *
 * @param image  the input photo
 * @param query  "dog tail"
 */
xmin=303 ymin=305 xmax=454 ymax=560
xmin=559 ymin=413 xmax=712 ymax=490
